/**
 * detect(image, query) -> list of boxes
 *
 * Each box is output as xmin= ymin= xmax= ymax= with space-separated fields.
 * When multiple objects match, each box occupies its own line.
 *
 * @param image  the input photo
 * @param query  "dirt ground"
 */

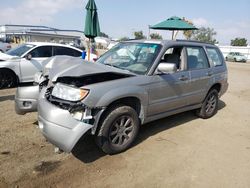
xmin=0 ymin=62 xmax=250 ymax=188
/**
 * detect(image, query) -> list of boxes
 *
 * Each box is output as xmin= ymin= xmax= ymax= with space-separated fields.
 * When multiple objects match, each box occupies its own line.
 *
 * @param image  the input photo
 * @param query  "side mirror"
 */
xmin=157 ymin=63 xmax=177 ymax=74
xmin=25 ymin=54 xmax=32 ymax=60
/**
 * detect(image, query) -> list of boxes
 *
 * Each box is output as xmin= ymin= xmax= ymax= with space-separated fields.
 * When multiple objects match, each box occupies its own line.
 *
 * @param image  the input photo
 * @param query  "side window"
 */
xmin=54 ymin=47 xmax=81 ymax=57
xmin=30 ymin=46 xmax=52 ymax=58
xmin=161 ymin=46 xmax=183 ymax=70
xmin=206 ymin=47 xmax=223 ymax=66
xmin=186 ymin=47 xmax=209 ymax=70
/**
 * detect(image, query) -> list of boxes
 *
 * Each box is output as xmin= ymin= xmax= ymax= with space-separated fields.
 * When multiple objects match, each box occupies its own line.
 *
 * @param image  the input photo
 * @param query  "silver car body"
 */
xmin=0 ymin=42 xmax=83 ymax=83
xmin=24 ymin=40 xmax=228 ymax=152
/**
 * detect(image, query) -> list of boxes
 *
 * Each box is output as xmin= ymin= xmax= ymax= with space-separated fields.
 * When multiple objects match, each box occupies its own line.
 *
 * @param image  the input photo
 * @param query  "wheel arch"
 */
xmin=0 ymin=68 xmax=19 ymax=85
xmin=93 ymin=96 xmax=144 ymax=135
xmin=209 ymin=83 xmax=221 ymax=93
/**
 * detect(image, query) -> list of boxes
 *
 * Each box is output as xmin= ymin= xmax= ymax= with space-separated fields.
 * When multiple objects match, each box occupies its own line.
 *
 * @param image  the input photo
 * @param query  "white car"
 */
xmin=0 ymin=42 xmax=11 ymax=52
xmin=0 ymin=42 xmax=96 ymax=89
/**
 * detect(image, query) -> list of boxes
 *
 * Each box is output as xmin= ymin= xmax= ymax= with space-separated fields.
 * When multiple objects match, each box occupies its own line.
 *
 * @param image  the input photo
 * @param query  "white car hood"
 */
xmin=0 ymin=52 xmax=19 ymax=61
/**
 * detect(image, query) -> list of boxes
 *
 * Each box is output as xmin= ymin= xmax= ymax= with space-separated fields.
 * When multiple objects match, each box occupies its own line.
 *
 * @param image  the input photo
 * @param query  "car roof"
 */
xmin=25 ymin=42 xmax=82 ymax=52
xmin=124 ymin=39 xmax=217 ymax=48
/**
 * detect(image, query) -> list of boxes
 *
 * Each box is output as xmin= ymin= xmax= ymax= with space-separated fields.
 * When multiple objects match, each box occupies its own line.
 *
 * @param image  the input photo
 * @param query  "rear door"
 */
xmin=185 ymin=46 xmax=212 ymax=105
xmin=20 ymin=46 xmax=52 ymax=82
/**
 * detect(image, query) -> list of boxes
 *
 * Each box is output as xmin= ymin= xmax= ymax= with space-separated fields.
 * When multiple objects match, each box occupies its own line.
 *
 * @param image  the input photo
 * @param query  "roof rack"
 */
xmin=176 ymin=39 xmax=215 ymax=45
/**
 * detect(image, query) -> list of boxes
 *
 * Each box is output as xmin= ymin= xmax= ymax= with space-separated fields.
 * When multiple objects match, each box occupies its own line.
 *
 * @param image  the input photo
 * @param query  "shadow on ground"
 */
xmin=72 ymin=134 xmax=105 ymax=163
xmin=0 ymin=95 xmax=14 ymax=102
xmin=72 ymin=100 xmax=226 ymax=163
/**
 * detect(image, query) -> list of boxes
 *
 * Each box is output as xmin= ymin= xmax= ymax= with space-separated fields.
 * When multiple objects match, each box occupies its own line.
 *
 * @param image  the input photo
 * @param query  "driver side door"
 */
xmin=20 ymin=46 xmax=52 ymax=83
xmin=147 ymin=46 xmax=191 ymax=116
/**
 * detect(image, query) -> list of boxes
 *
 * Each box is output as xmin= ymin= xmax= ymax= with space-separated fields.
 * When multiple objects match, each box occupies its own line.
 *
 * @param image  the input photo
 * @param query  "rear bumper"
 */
xmin=38 ymin=91 xmax=93 ymax=152
xmin=15 ymin=85 xmax=39 ymax=115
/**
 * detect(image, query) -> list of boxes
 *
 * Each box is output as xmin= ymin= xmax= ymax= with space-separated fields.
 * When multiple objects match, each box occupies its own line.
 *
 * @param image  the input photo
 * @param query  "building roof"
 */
xmin=0 ymin=24 xmax=85 ymax=39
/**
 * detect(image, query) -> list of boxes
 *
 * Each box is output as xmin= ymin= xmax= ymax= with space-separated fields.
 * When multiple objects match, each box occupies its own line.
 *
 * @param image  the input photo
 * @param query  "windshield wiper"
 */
xmin=105 ymin=63 xmax=122 ymax=69
xmin=104 ymin=63 xmax=133 ymax=73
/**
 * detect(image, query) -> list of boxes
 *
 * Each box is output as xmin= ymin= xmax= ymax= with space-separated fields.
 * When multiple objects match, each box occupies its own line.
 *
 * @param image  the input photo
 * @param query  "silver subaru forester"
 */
xmin=34 ymin=40 xmax=228 ymax=154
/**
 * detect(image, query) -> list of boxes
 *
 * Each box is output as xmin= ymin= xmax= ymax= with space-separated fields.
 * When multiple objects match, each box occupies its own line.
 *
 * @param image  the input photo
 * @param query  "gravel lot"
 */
xmin=0 ymin=62 xmax=250 ymax=188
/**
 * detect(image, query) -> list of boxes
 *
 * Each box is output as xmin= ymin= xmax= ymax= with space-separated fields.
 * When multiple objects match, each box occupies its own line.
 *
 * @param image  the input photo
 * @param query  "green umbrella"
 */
xmin=84 ymin=0 xmax=100 ymax=60
xmin=150 ymin=16 xmax=197 ymax=39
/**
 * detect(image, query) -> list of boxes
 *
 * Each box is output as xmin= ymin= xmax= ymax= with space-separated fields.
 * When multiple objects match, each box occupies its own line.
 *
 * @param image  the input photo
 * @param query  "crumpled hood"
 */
xmin=0 ymin=52 xmax=19 ymax=61
xmin=49 ymin=58 xmax=134 ymax=82
xmin=42 ymin=56 xmax=83 ymax=75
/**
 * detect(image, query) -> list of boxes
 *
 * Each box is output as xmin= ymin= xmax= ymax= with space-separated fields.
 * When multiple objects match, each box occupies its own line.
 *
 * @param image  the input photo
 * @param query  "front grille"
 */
xmin=45 ymin=87 xmax=53 ymax=99
xmin=39 ymin=79 xmax=49 ymax=91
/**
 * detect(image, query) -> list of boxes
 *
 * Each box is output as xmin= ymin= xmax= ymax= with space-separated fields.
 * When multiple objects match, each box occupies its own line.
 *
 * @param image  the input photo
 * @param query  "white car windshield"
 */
xmin=6 ymin=44 xmax=35 ymax=57
xmin=97 ymin=42 xmax=161 ymax=75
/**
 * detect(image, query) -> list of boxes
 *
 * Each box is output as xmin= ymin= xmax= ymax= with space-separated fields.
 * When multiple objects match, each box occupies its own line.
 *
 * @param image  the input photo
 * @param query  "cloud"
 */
xmin=0 ymin=0 xmax=84 ymax=25
xmin=190 ymin=17 xmax=250 ymax=44
xmin=192 ymin=18 xmax=210 ymax=27
xmin=216 ymin=21 xmax=250 ymax=44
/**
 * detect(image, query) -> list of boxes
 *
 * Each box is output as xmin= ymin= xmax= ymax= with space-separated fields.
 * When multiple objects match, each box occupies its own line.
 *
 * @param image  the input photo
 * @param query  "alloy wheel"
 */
xmin=109 ymin=115 xmax=134 ymax=146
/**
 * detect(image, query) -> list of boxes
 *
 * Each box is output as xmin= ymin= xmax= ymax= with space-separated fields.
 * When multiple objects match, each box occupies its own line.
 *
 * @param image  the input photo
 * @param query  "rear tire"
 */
xmin=95 ymin=105 xmax=139 ymax=154
xmin=0 ymin=69 xmax=17 ymax=89
xmin=234 ymin=58 xmax=237 ymax=62
xmin=196 ymin=89 xmax=219 ymax=119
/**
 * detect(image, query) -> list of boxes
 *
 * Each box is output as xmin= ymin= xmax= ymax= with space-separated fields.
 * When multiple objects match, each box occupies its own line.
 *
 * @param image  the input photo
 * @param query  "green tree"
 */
xmin=192 ymin=27 xmax=218 ymax=44
xmin=134 ymin=31 xmax=146 ymax=39
xmin=150 ymin=33 xmax=163 ymax=39
xmin=231 ymin=38 xmax=248 ymax=46
xmin=119 ymin=37 xmax=130 ymax=41
xmin=182 ymin=18 xmax=195 ymax=40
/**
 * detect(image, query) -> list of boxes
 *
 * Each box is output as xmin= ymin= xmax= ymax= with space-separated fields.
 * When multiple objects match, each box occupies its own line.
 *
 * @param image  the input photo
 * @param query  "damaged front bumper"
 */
xmin=38 ymin=88 xmax=104 ymax=152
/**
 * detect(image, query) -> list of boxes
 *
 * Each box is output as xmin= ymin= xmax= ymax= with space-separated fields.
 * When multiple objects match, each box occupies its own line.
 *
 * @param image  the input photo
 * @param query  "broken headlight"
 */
xmin=51 ymin=83 xmax=89 ymax=102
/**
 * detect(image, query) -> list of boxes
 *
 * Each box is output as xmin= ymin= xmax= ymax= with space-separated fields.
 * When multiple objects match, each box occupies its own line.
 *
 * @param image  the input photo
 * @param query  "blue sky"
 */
xmin=0 ymin=0 xmax=250 ymax=44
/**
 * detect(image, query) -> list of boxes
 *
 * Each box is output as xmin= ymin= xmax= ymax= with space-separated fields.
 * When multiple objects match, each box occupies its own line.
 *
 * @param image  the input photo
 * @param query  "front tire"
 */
xmin=95 ymin=105 xmax=140 ymax=154
xmin=196 ymin=89 xmax=219 ymax=119
xmin=0 ymin=69 xmax=17 ymax=89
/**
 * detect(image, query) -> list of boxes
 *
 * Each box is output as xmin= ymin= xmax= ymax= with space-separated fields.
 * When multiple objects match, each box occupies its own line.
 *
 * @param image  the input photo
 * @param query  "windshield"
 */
xmin=6 ymin=44 xmax=35 ymax=57
xmin=96 ymin=42 xmax=161 ymax=75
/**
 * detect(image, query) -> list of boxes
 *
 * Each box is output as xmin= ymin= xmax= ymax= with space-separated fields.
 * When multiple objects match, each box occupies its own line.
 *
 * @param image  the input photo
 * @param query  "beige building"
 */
xmin=0 ymin=24 xmax=85 ymax=47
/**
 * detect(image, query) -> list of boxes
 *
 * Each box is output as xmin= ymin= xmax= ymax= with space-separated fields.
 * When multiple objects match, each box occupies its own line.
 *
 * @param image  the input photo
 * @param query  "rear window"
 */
xmin=206 ymin=47 xmax=223 ymax=66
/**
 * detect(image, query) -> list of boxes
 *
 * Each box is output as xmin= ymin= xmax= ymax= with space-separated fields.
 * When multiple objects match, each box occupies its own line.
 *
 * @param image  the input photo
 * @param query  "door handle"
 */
xmin=179 ymin=75 xmax=188 ymax=81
